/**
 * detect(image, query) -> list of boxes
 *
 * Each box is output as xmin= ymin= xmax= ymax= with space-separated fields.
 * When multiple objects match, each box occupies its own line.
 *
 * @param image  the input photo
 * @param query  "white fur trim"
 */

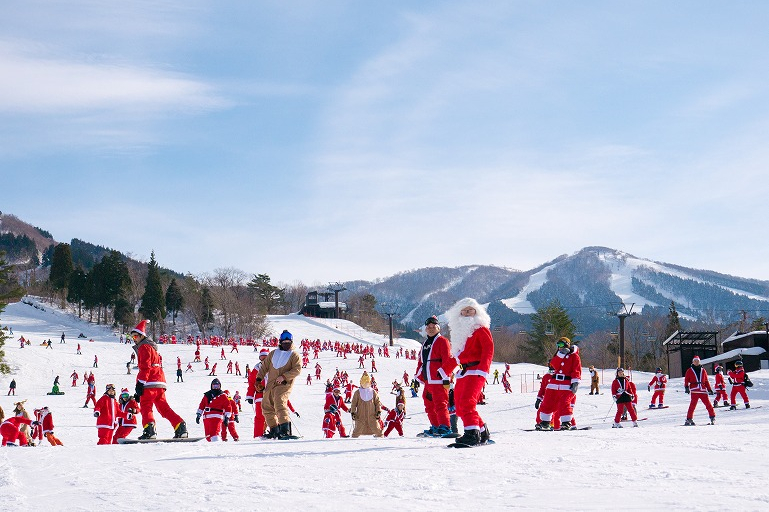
xmin=446 ymin=298 xmax=491 ymax=357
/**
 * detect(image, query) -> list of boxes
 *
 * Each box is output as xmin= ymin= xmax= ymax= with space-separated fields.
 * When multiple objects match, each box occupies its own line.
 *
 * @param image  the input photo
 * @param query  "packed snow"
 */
xmin=2 ymin=298 xmax=769 ymax=511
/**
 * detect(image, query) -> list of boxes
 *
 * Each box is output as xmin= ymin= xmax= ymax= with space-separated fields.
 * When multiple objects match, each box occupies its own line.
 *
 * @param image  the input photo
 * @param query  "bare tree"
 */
xmin=209 ymin=267 xmax=248 ymax=339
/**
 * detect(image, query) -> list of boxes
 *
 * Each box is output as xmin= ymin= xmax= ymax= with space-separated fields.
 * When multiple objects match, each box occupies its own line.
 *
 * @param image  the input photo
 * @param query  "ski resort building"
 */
xmin=663 ymin=331 xmax=719 ymax=378
xmin=299 ymin=291 xmax=347 ymax=319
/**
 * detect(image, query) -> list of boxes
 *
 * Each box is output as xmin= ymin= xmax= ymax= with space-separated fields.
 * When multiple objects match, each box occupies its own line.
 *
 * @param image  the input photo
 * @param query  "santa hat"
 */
xmin=120 ymin=388 xmax=130 ymax=395
xmin=692 ymin=355 xmax=701 ymax=363
xmin=131 ymin=320 xmax=148 ymax=338
xmin=259 ymin=348 xmax=269 ymax=357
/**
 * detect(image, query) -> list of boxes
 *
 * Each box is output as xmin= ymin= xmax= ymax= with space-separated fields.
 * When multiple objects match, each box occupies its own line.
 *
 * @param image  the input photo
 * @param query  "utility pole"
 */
xmin=327 ymin=282 xmax=347 ymax=319
xmin=380 ymin=303 xmax=399 ymax=347
xmin=609 ymin=303 xmax=636 ymax=369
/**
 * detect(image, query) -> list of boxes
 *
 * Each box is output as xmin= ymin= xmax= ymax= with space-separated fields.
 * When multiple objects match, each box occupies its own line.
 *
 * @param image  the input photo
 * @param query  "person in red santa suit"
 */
xmin=684 ymin=355 xmax=716 ymax=426
xmin=83 ymin=376 xmax=96 ymax=408
xmin=382 ymin=402 xmax=406 ymax=437
xmin=94 ymin=384 xmax=118 ymax=445
xmin=534 ymin=367 xmax=555 ymax=429
xmin=647 ymin=367 xmax=668 ymax=408
xmin=324 ymin=387 xmax=350 ymax=437
xmin=131 ymin=320 xmax=187 ymax=439
xmin=728 ymin=360 xmax=751 ymax=410
xmin=220 ymin=390 xmax=239 ymax=442
xmin=712 ymin=365 xmax=729 ymax=408
xmin=246 ymin=348 xmax=270 ymax=438
xmin=71 ymin=370 xmax=79 ymax=387
xmin=416 ymin=315 xmax=457 ymax=437
xmin=37 ymin=406 xmax=63 ymax=446
xmin=113 ymin=389 xmax=140 ymax=443
xmin=537 ymin=337 xmax=582 ymax=431
xmin=1 ymin=406 xmax=35 ymax=446
xmin=611 ymin=368 xmax=639 ymax=428
xmin=322 ymin=405 xmax=340 ymax=438
xmin=446 ymin=298 xmax=494 ymax=446
xmin=196 ymin=378 xmax=231 ymax=442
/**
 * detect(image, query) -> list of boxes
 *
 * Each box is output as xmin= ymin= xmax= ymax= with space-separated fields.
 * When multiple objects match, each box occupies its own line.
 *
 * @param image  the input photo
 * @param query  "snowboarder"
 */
xmin=446 ymin=298 xmax=495 ymax=446
xmin=113 ymin=388 xmax=139 ymax=444
xmin=196 ymin=378 xmax=231 ymax=442
xmin=589 ymin=366 xmax=600 ymax=395
xmin=349 ymin=373 xmax=383 ymax=437
xmin=71 ymin=370 xmax=79 ymax=387
xmin=94 ymin=384 xmax=118 ymax=445
xmin=254 ymin=331 xmax=302 ymax=440
xmin=647 ymin=367 xmax=667 ymax=408
xmin=537 ymin=337 xmax=581 ymax=431
xmin=383 ymin=403 xmax=406 ymax=437
xmin=713 ymin=365 xmax=729 ymax=408
xmin=728 ymin=360 xmax=751 ymax=409
xmin=7 ymin=378 xmax=16 ymax=395
xmin=492 ymin=369 xmax=499 ymax=384
xmin=684 ymin=355 xmax=716 ymax=426
xmin=415 ymin=315 xmax=456 ymax=437
xmin=131 ymin=320 xmax=187 ymax=439
xmin=611 ymin=368 xmax=639 ymax=428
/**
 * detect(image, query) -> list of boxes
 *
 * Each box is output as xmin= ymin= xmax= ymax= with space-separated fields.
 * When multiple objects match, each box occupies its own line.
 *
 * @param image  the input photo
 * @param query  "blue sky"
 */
xmin=2 ymin=1 xmax=769 ymax=285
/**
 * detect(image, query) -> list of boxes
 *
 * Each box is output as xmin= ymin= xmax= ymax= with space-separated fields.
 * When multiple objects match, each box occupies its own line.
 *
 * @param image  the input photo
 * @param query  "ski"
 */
xmin=447 ymin=439 xmax=496 ymax=448
xmin=620 ymin=417 xmax=648 ymax=422
xmin=117 ymin=436 xmax=205 ymax=444
xmin=522 ymin=426 xmax=591 ymax=432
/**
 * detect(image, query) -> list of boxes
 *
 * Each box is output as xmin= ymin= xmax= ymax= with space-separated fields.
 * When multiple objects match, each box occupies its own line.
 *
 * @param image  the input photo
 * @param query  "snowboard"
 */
xmin=46 ymin=392 xmax=65 ymax=395
xmin=648 ymin=405 xmax=669 ymax=409
xmin=522 ymin=426 xmax=592 ymax=432
xmin=117 ymin=436 xmax=205 ymax=444
xmin=447 ymin=439 xmax=496 ymax=448
xmin=417 ymin=432 xmax=460 ymax=438
xmin=723 ymin=405 xmax=761 ymax=411
xmin=620 ymin=417 xmax=648 ymax=422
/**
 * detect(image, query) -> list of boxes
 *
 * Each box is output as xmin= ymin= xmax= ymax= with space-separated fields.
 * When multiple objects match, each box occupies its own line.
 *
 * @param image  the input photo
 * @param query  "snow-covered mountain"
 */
xmin=351 ymin=247 xmax=769 ymax=331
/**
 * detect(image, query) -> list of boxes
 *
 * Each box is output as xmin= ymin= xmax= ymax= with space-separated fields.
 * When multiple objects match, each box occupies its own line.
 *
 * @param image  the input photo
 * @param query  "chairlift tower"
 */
xmin=608 ymin=302 xmax=636 ymax=369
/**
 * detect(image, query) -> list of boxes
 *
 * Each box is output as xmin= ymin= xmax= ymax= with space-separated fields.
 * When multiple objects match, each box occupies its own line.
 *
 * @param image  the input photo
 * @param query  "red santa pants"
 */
xmin=714 ymin=389 xmax=728 ymax=404
xmin=1 ymin=425 xmax=28 ymax=446
xmin=253 ymin=400 xmax=266 ymax=437
xmin=553 ymin=394 xmax=577 ymax=429
xmin=112 ymin=425 xmax=135 ymax=444
xmin=687 ymin=393 xmax=716 ymax=419
xmin=139 ymin=387 xmax=184 ymax=429
xmin=203 ymin=417 xmax=224 ymax=441
xmin=222 ymin=420 xmax=238 ymax=441
xmin=614 ymin=402 xmax=638 ymax=423
xmin=383 ymin=422 xmax=403 ymax=437
xmin=539 ymin=388 xmax=575 ymax=424
xmin=97 ymin=427 xmax=114 ymax=445
xmin=454 ymin=375 xmax=485 ymax=430
xmin=730 ymin=386 xmax=749 ymax=405
xmin=422 ymin=384 xmax=450 ymax=427
xmin=651 ymin=390 xmax=665 ymax=406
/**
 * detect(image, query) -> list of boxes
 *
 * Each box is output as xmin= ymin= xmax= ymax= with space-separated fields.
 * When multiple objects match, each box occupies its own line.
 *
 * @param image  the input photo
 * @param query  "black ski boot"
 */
xmin=454 ymin=429 xmax=481 ymax=446
xmin=139 ymin=422 xmax=157 ymax=440
xmin=560 ymin=421 xmax=574 ymax=431
xmin=262 ymin=427 xmax=278 ymax=439
xmin=277 ymin=422 xmax=295 ymax=440
xmin=173 ymin=420 xmax=188 ymax=439
xmin=746 ymin=403 xmax=750 ymax=409
xmin=538 ymin=421 xmax=553 ymax=431
xmin=479 ymin=424 xmax=490 ymax=444
xmin=709 ymin=416 xmax=716 ymax=425
xmin=683 ymin=418 xmax=695 ymax=426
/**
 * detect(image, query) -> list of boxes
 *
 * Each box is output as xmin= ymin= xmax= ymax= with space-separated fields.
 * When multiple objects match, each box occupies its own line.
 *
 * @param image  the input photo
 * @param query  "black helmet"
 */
xmin=735 ymin=360 xmax=744 ymax=367
xmin=655 ymin=367 xmax=663 ymax=373
xmin=211 ymin=378 xmax=222 ymax=390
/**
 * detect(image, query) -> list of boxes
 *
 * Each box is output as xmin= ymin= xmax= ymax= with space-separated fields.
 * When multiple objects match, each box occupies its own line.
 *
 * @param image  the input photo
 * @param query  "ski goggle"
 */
xmin=556 ymin=340 xmax=569 ymax=349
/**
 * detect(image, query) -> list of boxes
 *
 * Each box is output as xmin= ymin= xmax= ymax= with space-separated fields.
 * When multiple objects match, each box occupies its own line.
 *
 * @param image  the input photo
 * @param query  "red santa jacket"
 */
xmin=324 ymin=393 xmax=349 ymax=413
xmin=117 ymin=398 xmax=140 ymax=428
xmin=537 ymin=374 xmax=554 ymax=401
xmin=40 ymin=409 xmax=56 ymax=434
xmin=246 ymin=364 xmax=265 ymax=403
xmin=197 ymin=391 xmax=231 ymax=421
xmin=611 ymin=377 xmax=636 ymax=403
xmin=684 ymin=366 xmax=712 ymax=394
xmin=384 ymin=408 xmax=405 ymax=427
xmin=416 ymin=334 xmax=457 ymax=385
xmin=648 ymin=373 xmax=667 ymax=391
xmin=714 ymin=372 xmax=726 ymax=391
xmin=94 ymin=394 xmax=118 ymax=429
xmin=728 ymin=368 xmax=747 ymax=387
xmin=454 ymin=327 xmax=494 ymax=379
xmin=2 ymin=415 xmax=32 ymax=431
xmin=134 ymin=340 xmax=167 ymax=389
xmin=546 ymin=346 xmax=582 ymax=391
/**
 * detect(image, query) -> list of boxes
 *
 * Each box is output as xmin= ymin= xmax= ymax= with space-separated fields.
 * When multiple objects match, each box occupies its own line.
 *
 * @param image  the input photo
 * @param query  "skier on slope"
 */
xmin=324 ymin=387 xmax=350 ymax=437
xmin=196 ymin=378 xmax=231 ymax=442
xmin=727 ymin=360 xmax=751 ymax=410
xmin=713 ymin=365 xmax=729 ymax=408
xmin=647 ymin=367 xmax=667 ymax=408
xmin=254 ymin=330 xmax=302 ymax=440
xmin=349 ymin=373 xmax=383 ymax=438
xmin=246 ymin=348 xmax=270 ymax=438
xmin=94 ymin=384 xmax=118 ymax=445
xmin=537 ymin=337 xmax=581 ymax=432
xmin=611 ymin=368 xmax=639 ymax=428
xmin=131 ymin=320 xmax=187 ymax=439
xmin=383 ymin=402 xmax=406 ymax=437
xmin=684 ymin=355 xmax=715 ymax=426
xmin=446 ymin=298 xmax=495 ymax=446
xmin=415 ymin=315 xmax=456 ymax=438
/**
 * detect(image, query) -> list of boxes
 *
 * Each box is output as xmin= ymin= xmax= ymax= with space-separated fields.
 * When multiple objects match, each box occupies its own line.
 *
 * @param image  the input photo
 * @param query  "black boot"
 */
xmin=262 ymin=427 xmax=278 ymax=439
xmin=277 ymin=422 xmax=295 ymax=440
xmin=455 ymin=429 xmax=481 ymax=446
xmin=139 ymin=423 xmax=157 ymax=440
xmin=173 ymin=420 xmax=188 ymax=439
xmin=479 ymin=424 xmax=490 ymax=444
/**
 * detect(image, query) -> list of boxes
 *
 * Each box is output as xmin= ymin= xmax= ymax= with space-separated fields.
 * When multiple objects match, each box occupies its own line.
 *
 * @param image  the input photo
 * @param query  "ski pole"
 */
xmin=291 ymin=418 xmax=302 ymax=438
xmin=603 ymin=400 xmax=615 ymax=422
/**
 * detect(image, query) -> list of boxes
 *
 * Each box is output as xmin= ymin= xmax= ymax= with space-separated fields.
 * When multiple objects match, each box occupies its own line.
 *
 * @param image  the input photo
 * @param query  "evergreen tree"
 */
xmin=247 ymin=273 xmax=285 ymax=313
xmin=664 ymin=301 xmax=681 ymax=339
xmin=0 ymin=251 xmax=25 ymax=373
xmin=67 ymin=266 xmax=88 ymax=318
xmin=138 ymin=252 xmax=166 ymax=334
xmin=165 ymin=278 xmax=184 ymax=325
xmin=49 ymin=243 xmax=73 ymax=306
xmin=200 ymin=287 xmax=215 ymax=331
xmin=522 ymin=300 xmax=576 ymax=365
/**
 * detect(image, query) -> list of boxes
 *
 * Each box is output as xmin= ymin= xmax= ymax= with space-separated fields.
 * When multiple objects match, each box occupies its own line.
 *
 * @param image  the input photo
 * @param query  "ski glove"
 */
xmin=135 ymin=381 xmax=144 ymax=397
xmin=570 ymin=382 xmax=579 ymax=394
xmin=246 ymin=398 xmax=254 ymax=405
xmin=195 ymin=414 xmax=201 ymax=424
xmin=234 ymin=415 xmax=239 ymax=423
xmin=93 ymin=411 xmax=99 ymax=417
xmin=685 ymin=386 xmax=690 ymax=394
xmin=534 ymin=398 xmax=541 ymax=409
xmin=728 ymin=378 xmax=733 ymax=385
xmin=648 ymin=385 xmax=651 ymax=392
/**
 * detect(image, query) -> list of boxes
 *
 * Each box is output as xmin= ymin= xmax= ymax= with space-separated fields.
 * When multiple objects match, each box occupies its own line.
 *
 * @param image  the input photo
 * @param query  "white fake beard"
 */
xmin=448 ymin=316 xmax=481 ymax=358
